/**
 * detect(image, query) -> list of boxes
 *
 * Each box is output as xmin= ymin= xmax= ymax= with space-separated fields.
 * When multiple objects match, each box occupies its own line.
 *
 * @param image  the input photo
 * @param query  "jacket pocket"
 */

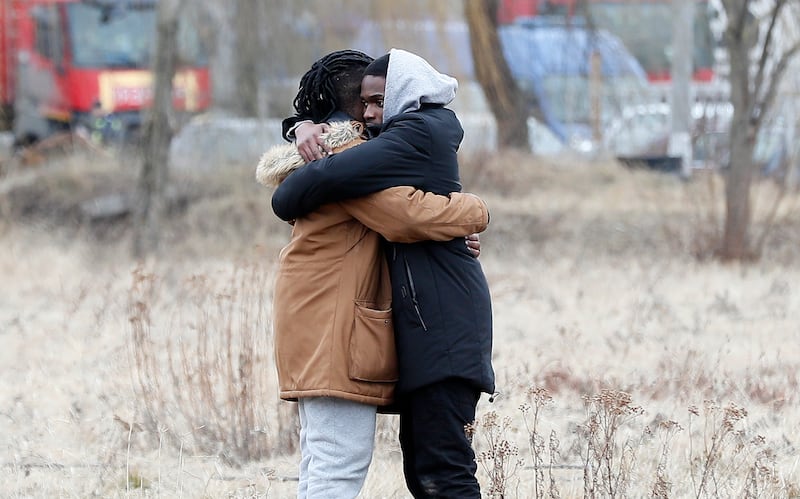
xmin=349 ymin=303 xmax=399 ymax=383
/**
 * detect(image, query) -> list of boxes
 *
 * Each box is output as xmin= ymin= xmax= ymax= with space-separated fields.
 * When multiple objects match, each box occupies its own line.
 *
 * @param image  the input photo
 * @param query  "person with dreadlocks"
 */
xmin=263 ymin=49 xmax=490 ymax=499
xmin=272 ymin=49 xmax=495 ymax=498
xmin=281 ymin=49 xmax=374 ymax=163
xmin=281 ymin=49 xmax=482 ymax=255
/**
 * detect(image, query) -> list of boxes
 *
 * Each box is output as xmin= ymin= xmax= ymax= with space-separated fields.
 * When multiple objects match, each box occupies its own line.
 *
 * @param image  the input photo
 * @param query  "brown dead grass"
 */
xmin=1 ymin=149 xmax=799 ymax=497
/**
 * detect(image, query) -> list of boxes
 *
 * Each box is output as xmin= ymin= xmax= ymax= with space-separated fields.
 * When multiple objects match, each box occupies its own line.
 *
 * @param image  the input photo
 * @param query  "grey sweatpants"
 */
xmin=297 ymin=397 xmax=377 ymax=499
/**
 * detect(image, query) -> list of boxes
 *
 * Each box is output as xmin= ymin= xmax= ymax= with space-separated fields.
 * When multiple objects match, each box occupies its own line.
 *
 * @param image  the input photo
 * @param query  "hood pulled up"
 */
xmin=383 ymin=48 xmax=458 ymax=122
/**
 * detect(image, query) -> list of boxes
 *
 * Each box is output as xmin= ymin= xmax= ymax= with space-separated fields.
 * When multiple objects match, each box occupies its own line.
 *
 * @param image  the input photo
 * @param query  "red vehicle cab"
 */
xmin=1 ymin=0 xmax=211 ymax=144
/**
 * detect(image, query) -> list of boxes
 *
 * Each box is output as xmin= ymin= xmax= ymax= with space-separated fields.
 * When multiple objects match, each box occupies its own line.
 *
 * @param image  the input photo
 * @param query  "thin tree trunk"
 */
xmin=719 ymin=0 xmax=757 ymax=261
xmin=234 ymin=0 xmax=260 ymax=118
xmin=464 ymin=0 xmax=531 ymax=151
xmin=721 ymin=111 xmax=756 ymax=260
xmin=133 ymin=0 xmax=182 ymax=258
xmin=720 ymin=69 xmax=756 ymax=260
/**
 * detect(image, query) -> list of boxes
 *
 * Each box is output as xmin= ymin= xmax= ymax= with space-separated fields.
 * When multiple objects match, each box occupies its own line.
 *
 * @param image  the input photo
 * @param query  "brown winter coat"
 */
xmin=272 ymin=188 xmax=489 ymax=406
xmin=259 ymin=121 xmax=489 ymax=405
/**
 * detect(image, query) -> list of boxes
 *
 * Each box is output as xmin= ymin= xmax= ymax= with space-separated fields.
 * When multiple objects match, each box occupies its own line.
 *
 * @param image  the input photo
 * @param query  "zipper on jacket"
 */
xmin=403 ymin=258 xmax=428 ymax=331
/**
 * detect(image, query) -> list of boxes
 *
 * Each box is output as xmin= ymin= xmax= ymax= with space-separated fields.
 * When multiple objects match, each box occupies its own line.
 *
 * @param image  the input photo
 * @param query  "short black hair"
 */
xmin=363 ymin=53 xmax=389 ymax=78
xmin=292 ymin=50 xmax=374 ymax=123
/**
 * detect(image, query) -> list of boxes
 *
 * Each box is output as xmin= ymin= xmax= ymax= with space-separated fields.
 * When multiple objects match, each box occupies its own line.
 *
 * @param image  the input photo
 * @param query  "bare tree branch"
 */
xmin=755 ymin=39 xmax=800 ymax=130
xmin=717 ymin=0 xmax=800 ymax=260
xmin=752 ymin=0 xmax=786 ymax=113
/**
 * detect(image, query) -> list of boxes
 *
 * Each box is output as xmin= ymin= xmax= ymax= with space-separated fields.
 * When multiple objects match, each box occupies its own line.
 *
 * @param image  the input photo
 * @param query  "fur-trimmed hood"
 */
xmin=255 ymin=121 xmax=366 ymax=187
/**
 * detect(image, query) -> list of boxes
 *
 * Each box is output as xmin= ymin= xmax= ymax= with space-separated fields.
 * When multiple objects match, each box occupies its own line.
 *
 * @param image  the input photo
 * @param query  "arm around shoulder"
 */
xmin=271 ymin=119 xmax=430 ymax=221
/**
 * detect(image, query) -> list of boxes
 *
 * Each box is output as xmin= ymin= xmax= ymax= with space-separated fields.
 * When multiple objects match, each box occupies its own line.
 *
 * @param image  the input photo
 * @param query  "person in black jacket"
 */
xmin=272 ymin=49 xmax=495 ymax=499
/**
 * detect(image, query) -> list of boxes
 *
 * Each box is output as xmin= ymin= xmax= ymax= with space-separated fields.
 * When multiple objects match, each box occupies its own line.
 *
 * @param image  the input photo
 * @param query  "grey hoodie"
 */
xmin=383 ymin=48 xmax=459 ymax=122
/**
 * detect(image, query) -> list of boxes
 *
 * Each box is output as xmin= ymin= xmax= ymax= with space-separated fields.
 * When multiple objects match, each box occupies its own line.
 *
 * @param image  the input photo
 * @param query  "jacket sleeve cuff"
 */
xmin=286 ymin=120 xmax=313 ymax=141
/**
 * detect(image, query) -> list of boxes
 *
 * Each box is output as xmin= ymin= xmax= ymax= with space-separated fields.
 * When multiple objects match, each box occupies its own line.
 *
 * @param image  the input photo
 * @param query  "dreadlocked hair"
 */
xmin=292 ymin=50 xmax=374 ymax=123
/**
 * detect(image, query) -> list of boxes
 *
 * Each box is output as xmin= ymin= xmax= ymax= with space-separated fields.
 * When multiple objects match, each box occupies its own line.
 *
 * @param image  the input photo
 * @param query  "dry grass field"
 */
xmin=1 ymin=148 xmax=799 ymax=498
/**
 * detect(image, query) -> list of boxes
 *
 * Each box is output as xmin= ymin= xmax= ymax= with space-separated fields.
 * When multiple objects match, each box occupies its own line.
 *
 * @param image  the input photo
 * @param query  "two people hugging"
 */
xmin=257 ymin=48 xmax=495 ymax=499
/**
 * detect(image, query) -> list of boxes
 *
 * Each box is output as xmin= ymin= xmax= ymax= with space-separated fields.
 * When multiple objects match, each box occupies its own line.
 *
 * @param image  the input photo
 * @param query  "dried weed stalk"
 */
xmin=743 ymin=445 xmax=782 ymax=499
xmin=467 ymin=410 xmax=524 ymax=499
xmin=128 ymin=263 xmax=295 ymax=466
xmin=471 ymin=389 xmax=794 ymax=497
xmin=520 ymin=386 xmax=559 ymax=499
xmin=579 ymin=389 xmax=644 ymax=498
xmin=649 ymin=419 xmax=683 ymax=498
xmin=688 ymin=401 xmax=747 ymax=498
xmin=687 ymin=401 xmax=788 ymax=498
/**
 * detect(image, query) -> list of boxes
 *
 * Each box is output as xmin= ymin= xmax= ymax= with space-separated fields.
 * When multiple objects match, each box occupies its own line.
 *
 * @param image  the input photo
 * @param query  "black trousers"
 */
xmin=398 ymin=378 xmax=481 ymax=498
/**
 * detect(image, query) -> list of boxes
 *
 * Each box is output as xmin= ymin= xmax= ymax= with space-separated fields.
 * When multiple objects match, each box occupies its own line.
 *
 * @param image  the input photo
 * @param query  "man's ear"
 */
xmin=353 ymin=122 xmax=366 ymax=138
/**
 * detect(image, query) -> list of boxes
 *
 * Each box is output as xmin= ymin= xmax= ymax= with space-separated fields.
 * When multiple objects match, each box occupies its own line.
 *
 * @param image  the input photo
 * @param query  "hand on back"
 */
xmin=466 ymin=233 xmax=481 ymax=258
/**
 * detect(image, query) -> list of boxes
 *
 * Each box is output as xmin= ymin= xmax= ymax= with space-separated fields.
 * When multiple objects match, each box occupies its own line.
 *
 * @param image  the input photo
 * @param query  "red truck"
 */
xmin=1 ymin=0 xmax=211 ymax=145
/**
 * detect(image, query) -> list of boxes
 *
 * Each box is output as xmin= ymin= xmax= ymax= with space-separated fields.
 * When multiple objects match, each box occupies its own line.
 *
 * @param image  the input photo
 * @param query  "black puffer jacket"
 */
xmin=272 ymin=105 xmax=495 ymax=396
